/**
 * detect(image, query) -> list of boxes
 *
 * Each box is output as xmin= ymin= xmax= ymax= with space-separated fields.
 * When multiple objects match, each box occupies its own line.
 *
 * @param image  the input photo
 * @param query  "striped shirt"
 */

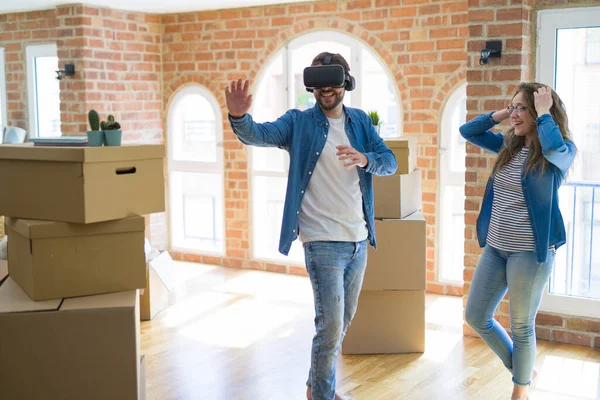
xmin=486 ymin=147 xmax=535 ymax=252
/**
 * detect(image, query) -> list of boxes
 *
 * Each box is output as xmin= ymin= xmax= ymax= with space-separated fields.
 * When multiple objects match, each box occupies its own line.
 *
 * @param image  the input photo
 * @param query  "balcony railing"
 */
xmin=550 ymin=181 xmax=600 ymax=300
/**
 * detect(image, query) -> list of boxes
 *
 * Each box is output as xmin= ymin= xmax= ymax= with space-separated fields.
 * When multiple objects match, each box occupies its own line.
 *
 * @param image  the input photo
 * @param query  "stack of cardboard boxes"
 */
xmin=0 ymin=144 xmax=166 ymax=399
xmin=343 ymin=137 xmax=426 ymax=354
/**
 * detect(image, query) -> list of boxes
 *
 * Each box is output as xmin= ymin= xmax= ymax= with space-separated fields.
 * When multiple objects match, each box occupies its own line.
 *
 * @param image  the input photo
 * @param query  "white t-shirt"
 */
xmin=298 ymin=113 xmax=368 ymax=243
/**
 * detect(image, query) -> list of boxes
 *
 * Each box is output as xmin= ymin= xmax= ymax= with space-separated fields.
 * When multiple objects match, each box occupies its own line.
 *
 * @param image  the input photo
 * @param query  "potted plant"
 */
xmin=101 ymin=114 xmax=122 ymax=146
xmin=86 ymin=110 xmax=104 ymax=146
xmin=367 ymin=110 xmax=382 ymax=134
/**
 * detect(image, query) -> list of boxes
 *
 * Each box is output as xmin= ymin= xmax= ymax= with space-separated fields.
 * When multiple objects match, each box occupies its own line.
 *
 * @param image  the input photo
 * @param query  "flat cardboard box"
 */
xmin=6 ymin=216 xmax=146 ymax=300
xmin=364 ymin=213 xmax=426 ymax=291
xmin=0 ymin=144 xmax=165 ymax=223
xmin=140 ymin=251 xmax=174 ymax=321
xmin=385 ymin=137 xmax=417 ymax=175
xmin=373 ymin=168 xmax=422 ymax=219
xmin=342 ymin=290 xmax=425 ymax=354
xmin=0 ymin=278 xmax=141 ymax=400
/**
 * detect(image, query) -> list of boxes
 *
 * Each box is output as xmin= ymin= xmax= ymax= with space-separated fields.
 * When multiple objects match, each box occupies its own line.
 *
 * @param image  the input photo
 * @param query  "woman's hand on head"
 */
xmin=534 ymin=87 xmax=553 ymax=117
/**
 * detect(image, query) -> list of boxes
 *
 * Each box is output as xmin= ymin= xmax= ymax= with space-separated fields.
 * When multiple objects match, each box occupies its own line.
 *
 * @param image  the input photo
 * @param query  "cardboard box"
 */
xmin=342 ymin=290 xmax=425 ymax=354
xmin=139 ymin=355 xmax=147 ymax=400
xmin=140 ymin=251 xmax=175 ymax=321
xmin=6 ymin=216 xmax=146 ymax=300
xmin=0 ymin=144 xmax=165 ymax=223
xmin=363 ymin=213 xmax=426 ymax=291
xmin=0 ymin=259 xmax=6 ymax=279
xmin=0 ymin=278 xmax=142 ymax=400
xmin=373 ymin=168 xmax=422 ymax=219
xmin=385 ymin=137 xmax=417 ymax=175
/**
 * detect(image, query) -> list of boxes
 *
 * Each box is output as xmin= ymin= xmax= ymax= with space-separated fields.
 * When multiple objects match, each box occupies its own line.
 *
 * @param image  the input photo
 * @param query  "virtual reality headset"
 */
xmin=303 ymin=64 xmax=356 ymax=92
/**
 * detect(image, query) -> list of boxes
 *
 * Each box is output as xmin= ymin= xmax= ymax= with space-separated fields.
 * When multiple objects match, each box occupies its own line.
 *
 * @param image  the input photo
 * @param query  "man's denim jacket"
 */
xmin=229 ymin=104 xmax=398 ymax=255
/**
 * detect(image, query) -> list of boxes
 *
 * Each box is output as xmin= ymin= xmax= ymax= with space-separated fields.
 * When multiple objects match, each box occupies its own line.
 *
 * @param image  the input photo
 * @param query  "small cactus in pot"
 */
xmin=101 ymin=114 xmax=122 ymax=146
xmin=86 ymin=109 xmax=105 ymax=146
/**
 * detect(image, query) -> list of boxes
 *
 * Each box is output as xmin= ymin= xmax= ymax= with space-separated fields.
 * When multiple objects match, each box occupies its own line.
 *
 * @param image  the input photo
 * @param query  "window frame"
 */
xmin=437 ymin=83 xmax=467 ymax=285
xmin=167 ymin=84 xmax=225 ymax=256
xmin=249 ymin=30 xmax=402 ymax=265
xmin=536 ymin=6 xmax=600 ymax=319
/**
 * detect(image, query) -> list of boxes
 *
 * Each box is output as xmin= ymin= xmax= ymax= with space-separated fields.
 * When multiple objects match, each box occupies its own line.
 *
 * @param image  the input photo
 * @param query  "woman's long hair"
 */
xmin=493 ymin=82 xmax=574 ymax=176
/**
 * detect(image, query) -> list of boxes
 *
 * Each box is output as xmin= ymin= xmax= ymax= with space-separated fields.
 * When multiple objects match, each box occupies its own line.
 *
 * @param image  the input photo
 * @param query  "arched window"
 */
xmin=167 ymin=85 xmax=224 ymax=255
xmin=251 ymin=31 xmax=402 ymax=263
xmin=438 ymin=83 xmax=466 ymax=283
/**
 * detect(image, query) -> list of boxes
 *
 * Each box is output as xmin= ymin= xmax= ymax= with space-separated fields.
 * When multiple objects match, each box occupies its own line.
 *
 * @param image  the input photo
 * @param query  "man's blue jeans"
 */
xmin=303 ymin=240 xmax=368 ymax=400
xmin=465 ymin=245 xmax=555 ymax=386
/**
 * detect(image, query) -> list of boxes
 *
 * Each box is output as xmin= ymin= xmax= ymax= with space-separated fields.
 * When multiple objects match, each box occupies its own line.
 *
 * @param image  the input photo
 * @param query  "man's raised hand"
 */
xmin=225 ymin=79 xmax=253 ymax=118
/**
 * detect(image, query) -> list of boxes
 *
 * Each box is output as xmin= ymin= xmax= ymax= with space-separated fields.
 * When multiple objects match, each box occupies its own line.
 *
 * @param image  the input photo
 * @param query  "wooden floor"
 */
xmin=141 ymin=262 xmax=600 ymax=400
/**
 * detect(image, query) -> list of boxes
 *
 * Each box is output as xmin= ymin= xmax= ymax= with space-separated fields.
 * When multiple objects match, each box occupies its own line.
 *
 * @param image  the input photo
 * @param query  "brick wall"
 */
xmin=464 ymin=0 xmax=600 ymax=348
xmin=161 ymin=0 xmax=468 ymax=292
xmin=0 ymin=9 xmax=58 ymax=131
xmin=0 ymin=5 xmax=167 ymax=248
xmin=0 ymin=9 xmax=59 ymax=242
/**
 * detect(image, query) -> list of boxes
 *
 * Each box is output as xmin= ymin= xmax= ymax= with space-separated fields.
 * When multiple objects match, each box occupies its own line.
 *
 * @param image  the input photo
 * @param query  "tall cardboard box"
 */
xmin=373 ymin=168 xmax=422 ymax=219
xmin=342 ymin=290 xmax=425 ymax=354
xmin=5 ymin=216 xmax=146 ymax=300
xmin=385 ymin=137 xmax=417 ymax=175
xmin=0 ymin=144 xmax=165 ymax=223
xmin=363 ymin=213 xmax=426 ymax=291
xmin=0 ymin=276 xmax=142 ymax=400
xmin=140 ymin=251 xmax=175 ymax=321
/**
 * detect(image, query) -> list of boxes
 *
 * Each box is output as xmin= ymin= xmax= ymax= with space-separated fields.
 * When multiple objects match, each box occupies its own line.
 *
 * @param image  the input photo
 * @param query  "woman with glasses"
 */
xmin=459 ymin=83 xmax=576 ymax=400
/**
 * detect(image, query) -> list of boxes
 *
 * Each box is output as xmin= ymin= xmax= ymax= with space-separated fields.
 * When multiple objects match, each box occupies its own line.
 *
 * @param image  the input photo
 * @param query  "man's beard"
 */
xmin=316 ymin=90 xmax=343 ymax=111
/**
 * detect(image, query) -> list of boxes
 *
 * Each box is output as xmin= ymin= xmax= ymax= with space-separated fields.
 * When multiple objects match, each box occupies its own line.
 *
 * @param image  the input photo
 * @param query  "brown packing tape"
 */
xmin=5 ymin=215 xmax=146 ymax=239
xmin=0 ymin=144 xmax=165 ymax=163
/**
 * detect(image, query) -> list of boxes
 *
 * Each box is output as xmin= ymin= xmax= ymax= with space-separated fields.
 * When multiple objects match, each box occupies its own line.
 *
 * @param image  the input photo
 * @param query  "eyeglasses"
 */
xmin=507 ymin=105 xmax=527 ymax=115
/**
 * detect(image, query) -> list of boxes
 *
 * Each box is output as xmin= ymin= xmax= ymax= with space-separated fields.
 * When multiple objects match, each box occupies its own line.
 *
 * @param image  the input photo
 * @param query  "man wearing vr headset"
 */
xmin=225 ymin=52 xmax=397 ymax=400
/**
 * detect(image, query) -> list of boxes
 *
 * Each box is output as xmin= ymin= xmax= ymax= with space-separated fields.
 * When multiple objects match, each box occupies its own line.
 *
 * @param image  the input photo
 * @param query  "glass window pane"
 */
xmin=439 ymin=185 xmax=465 ymax=282
xmin=449 ymin=95 xmax=467 ymax=173
xmin=439 ymin=86 xmax=466 ymax=283
xmin=35 ymin=56 xmax=61 ymax=137
xmin=170 ymin=171 xmax=224 ymax=253
xmin=252 ymin=175 xmax=304 ymax=263
xmin=360 ymin=48 xmax=400 ymax=138
xmin=556 ymin=27 xmax=600 ymax=182
xmin=553 ymin=26 xmax=600 ymax=300
xmin=172 ymin=94 xmax=217 ymax=163
xmin=252 ymin=53 xmax=287 ymax=173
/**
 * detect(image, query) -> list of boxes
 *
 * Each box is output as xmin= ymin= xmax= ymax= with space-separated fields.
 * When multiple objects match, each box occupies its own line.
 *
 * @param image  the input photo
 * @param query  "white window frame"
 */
xmin=167 ymin=84 xmax=225 ymax=256
xmin=250 ymin=30 xmax=402 ymax=265
xmin=26 ymin=43 xmax=58 ymax=138
xmin=536 ymin=6 xmax=600 ymax=319
xmin=437 ymin=83 xmax=467 ymax=285
xmin=0 ymin=47 xmax=7 ymax=128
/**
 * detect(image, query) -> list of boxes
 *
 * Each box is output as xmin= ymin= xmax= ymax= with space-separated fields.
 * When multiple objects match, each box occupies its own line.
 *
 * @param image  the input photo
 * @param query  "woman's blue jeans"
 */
xmin=465 ymin=245 xmax=554 ymax=386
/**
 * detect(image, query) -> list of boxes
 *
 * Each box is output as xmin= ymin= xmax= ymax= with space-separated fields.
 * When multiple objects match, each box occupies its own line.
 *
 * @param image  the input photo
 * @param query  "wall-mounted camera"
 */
xmin=55 ymin=64 xmax=75 ymax=80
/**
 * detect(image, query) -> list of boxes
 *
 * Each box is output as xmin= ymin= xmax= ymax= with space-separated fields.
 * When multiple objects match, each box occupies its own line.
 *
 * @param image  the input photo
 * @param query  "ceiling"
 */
xmin=0 ymin=0 xmax=315 ymax=14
